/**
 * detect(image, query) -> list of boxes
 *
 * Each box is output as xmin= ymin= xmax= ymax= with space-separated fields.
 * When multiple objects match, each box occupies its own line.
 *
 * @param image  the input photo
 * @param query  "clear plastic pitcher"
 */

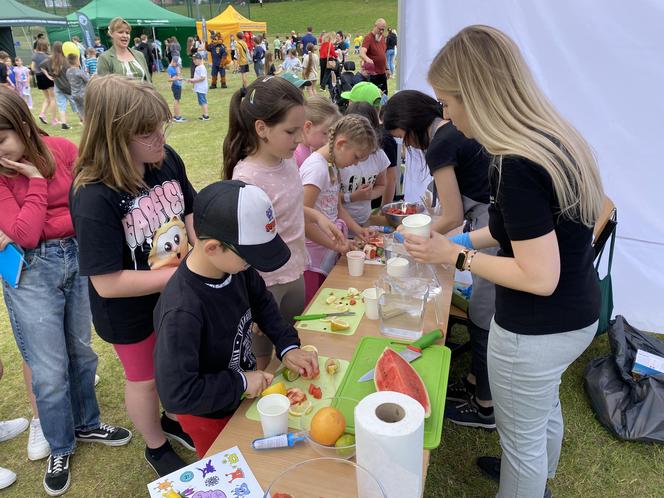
xmin=377 ymin=275 xmax=429 ymax=341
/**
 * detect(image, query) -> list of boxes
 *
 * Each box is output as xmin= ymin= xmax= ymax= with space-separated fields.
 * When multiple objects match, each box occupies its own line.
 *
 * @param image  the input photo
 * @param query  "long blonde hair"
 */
xmin=74 ymin=75 xmax=171 ymax=194
xmin=428 ymin=25 xmax=603 ymax=226
xmin=304 ymin=94 xmax=340 ymax=126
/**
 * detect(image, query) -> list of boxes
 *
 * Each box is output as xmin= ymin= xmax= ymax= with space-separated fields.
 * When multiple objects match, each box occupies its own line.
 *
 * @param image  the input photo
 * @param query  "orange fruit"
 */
xmin=309 ymin=407 xmax=346 ymax=446
xmin=330 ymin=318 xmax=350 ymax=331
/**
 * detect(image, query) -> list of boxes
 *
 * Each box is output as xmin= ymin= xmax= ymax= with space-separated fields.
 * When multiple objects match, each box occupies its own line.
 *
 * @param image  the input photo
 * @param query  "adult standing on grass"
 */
xmin=0 ymin=87 xmax=132 ymax=497
xmin=360 ymin=18 xmax=388 ymax=95
xmin=301 ymin=26 xmax=317 ymax=56
xmin=385 ymin=27 xmax=397 ymax=77
xmin=97 ymin=17 xmax=150 ymax=81
xmin=405 ymin=25 xmax=603 ymax=498
xmin=39 ymin=41 xmax=76 ymax=130
xmin=70 ymin=76 xmax=197 ymax=478
xmin=137 ymin=34 xmax=155 ymax=78
xmin=32 ymin=39 xmax=56 ymax=127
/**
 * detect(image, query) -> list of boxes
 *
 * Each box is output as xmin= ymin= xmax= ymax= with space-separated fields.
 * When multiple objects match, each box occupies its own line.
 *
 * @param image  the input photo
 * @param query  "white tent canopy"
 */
xmin=398 ymin=0 xmax=664 ymax=332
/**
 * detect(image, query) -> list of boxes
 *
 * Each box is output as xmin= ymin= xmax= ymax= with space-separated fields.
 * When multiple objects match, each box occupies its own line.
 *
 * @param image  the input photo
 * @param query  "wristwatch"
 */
xmin=455 ymin=249 xmax=470 ymax=271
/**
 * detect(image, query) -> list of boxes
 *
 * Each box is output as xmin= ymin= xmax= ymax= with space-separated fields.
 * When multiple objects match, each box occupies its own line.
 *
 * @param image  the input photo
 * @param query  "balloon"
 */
xmin=62 ymin=41 xmax=80 ymax=58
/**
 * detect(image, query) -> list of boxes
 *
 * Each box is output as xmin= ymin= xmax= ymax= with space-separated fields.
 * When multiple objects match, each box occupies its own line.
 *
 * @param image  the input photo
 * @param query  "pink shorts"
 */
xmin=113 ymin=331 xmax=157 ymax=382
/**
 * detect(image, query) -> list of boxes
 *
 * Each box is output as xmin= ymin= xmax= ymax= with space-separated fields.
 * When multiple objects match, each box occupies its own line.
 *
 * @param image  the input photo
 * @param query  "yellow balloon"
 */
xmin=62 ymin=41 xmax=80 ymax=58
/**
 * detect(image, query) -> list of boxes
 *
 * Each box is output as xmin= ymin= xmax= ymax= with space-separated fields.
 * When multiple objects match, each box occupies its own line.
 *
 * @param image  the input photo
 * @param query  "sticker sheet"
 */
xmin=148 ymin=446 xmax=263 ymax=498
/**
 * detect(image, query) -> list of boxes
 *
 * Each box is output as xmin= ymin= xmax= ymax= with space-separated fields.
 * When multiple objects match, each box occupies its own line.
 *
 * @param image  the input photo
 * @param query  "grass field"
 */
xmin=2 ymin=1 xmax=664 ymax=497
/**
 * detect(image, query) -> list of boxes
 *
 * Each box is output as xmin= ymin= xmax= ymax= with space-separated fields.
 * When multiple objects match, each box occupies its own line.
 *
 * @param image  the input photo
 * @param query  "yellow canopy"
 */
xmin=196 ymin=5 xmax=267 ymax=44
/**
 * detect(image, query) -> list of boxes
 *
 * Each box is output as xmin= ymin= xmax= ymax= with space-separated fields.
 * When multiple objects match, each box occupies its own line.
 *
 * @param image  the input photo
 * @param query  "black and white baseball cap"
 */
xmin=193 ymin=180 xmax=291 ymax=272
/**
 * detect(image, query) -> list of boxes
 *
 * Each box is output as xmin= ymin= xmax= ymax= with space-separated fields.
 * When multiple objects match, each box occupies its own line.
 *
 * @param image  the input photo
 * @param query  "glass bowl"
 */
xmin=299 ymin=396 xmax=357 ymax=459
xmin=263 ymin=457 xmax=387 ymax=498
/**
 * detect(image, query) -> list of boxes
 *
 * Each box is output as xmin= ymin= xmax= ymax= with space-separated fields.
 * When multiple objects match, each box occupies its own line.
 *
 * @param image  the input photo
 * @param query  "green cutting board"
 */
xmin=334 ymin=336 xmax=450 ymax=450
xmin=246 ymin=355 xmax=350 ymax=430
xmin=296 ymin=288 xmax=365 ymax=336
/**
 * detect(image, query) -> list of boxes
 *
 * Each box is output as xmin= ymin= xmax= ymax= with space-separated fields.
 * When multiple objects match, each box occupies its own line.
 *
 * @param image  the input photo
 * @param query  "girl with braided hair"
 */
xmin=300 ymin=114 xmax=379 ymax=302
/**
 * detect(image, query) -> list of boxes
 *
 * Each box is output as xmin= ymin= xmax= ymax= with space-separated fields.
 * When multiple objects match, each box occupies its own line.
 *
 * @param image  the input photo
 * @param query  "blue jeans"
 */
xmin=386 ymin=48 xmax=395 ymax=74
xmin=3 ymin=238 xmax=100 ymax=457
xmin=487 ymin=319 xmax=596 ymax=498
xmin=254 ymin=61 xmax=264 ymax=76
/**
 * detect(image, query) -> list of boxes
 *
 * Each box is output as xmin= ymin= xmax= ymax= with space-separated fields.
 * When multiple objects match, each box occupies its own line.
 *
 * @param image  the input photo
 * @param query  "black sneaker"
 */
xmin=43 ymin=454 xmax=70 ymax=496
xmin=476 ymin=456 xmax=501 ymax=482
xmin=75 ymin=423 xmax=132 ymax=446
xmin=198 ymin=115 xmax=210 ymax=121
xmin=445 ymin=398 xmax=496 ymax=429
xmin=61 ymin=123 xmax=71 ymax=130
xmin=160 ymin=413 xmax=195 ymax=451
xmin=144 ymin=441 xmax=186 ymax=477
xmin=446 ymin=377 xmax=475 ymax=403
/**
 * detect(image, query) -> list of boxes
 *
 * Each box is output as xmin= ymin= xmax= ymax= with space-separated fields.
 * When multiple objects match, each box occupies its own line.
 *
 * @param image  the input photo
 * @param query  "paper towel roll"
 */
xmin=354 ymin=391 xmax=425 ymax=498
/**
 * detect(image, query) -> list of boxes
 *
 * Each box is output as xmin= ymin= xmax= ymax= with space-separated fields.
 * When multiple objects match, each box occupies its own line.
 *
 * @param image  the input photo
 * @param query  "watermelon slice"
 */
xmin=374 ymin=347 xmax=431 ymax=418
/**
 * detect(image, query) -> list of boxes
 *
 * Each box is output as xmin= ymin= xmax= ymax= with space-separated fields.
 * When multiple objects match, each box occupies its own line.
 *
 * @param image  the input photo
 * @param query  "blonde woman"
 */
xmin=403 ymin=26 xmax=604 ymax=498
xmin=70 ymin=76 xmax=196 ymax=477
xmin=97 ymin=17 xmax=150 ymax=81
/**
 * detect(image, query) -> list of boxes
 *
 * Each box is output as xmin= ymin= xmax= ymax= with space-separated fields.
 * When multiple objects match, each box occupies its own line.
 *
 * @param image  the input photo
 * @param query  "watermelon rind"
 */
xmin=374 ymin=347 xmax=432 ymax=418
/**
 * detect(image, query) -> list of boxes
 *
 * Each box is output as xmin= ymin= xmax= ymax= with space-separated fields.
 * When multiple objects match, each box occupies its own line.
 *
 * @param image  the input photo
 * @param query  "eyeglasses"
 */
xmin=132 ymin=122 xmax=172 ymax=150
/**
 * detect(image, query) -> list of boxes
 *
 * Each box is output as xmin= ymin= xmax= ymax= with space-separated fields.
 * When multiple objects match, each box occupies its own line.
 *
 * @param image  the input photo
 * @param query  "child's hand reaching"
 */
xmin=283 ymin=348 xmax=319 ymax=380
xmin=352 ymin=184 xmax=373 ymax=201
xmin=243 ymin=370 xmax=274 ymax=399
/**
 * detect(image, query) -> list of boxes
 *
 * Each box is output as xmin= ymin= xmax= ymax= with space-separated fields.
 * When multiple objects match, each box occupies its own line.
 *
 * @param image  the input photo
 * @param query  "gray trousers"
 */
xmin=252 ymin=275 xmax=305 ymax=357
xmin=488 ymin=319 xmax=596 ymax=498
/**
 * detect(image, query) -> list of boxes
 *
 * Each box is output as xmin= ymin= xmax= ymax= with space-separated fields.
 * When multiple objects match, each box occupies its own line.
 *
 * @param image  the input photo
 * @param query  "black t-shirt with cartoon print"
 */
xmin=154 ymin=260 xmax=301 ymax=419
xmin=70 ymin=145 xmax=196 ymax=344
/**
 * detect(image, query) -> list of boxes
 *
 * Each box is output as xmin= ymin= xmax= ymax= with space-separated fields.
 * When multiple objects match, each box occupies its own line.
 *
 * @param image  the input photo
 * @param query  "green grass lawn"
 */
xmin=2 ymin=1 xmax=664 ymax=496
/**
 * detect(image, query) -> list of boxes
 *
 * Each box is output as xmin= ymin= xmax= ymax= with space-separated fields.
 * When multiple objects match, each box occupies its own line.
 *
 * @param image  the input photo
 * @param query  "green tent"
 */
xmin=47 ymin=0 xmax=196 ymax=64
xmin=0 ymin=0 xmax=67 ymax=58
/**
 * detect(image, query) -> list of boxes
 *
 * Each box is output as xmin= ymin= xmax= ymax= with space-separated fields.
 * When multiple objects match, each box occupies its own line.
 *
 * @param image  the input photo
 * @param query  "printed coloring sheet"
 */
xmin=148 ymin=446 xmax=263 ymax=497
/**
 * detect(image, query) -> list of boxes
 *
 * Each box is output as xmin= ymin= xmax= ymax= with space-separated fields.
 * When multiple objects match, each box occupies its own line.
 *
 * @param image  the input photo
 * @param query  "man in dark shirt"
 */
xmin=137 ymin=34 xmax=154 ymax=76
xmin=154 ymin=180 xmax=319 ymax=457
xmin=360 ymin=18 xmax=388 ymax=95
xmin=301 ymin=26 xmax=317 ymax=55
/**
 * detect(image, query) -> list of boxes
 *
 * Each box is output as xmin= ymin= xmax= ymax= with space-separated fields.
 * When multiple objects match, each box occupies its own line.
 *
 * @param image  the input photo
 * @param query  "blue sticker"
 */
xmin=180 ymin=470 xmax=194 ymax=483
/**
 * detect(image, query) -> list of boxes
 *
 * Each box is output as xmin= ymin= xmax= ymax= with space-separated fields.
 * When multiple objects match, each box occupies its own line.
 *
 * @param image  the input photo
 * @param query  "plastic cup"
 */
xmin=347 ymin=250 xmax=366 ymax=277
xmin=362 ymin=287 xmax=383 ymax=320
xmin=386 ymin=256 xmax=410 ymax=277
xmin=402 ymin=213 xmax=432 ymax=238
xmin=257 ymin=393 xmax=290 ymax=437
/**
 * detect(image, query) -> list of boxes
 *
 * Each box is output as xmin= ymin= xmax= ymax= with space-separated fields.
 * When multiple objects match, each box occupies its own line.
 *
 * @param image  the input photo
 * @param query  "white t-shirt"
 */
xmin=338 ymin=149 xmax=390 ymax=225
xmin=193 ymin=64 xmax=207 ymax=94
xmin=300 ymin=151 xmax=339 ymax=221
xmin=402 ymin=146 xmax=433 ymax=203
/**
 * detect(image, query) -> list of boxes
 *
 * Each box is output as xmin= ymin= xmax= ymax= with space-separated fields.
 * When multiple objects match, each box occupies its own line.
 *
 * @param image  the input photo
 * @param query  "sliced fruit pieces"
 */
xmin=283 ymin=368 xmax=300 ymax=382
xmin=325 ymin=294 xmax=337 ymax=304
xmin=347 ymin=287 xmax=360 ymax=297
xmin=261 ymin=381 xmax=287 ymax=397
xmin=308 ymin=383 xmax=322 ymax=399
xmin=286 ymin=387 xmax=307 ymax=406
xmin=325 ymin=358 xmax=340 ymax=375
xmin=288 ymin=399 xmax=312 ymax=417
xmin=330 ymin=318 xmax=350 ymax=331
xmin=374 ymin=347 xmax=431 ymax=418
xmin=334 ymin=304 xmax=350 ymax=312
xmin=300 ymin=345 xmax=318 ymax=354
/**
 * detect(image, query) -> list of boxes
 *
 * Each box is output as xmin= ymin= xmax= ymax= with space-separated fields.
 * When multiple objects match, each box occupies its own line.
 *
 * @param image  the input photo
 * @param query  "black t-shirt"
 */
xmin=386 ymin=32 xmax=397 ymax=50
xmin=0 ymin=64 xmax=7 ymax=84
xmin=488 ymin=155 xmax=600 ymax=334
xmin=70 ymin=145 xmax=196 ymax=344
xmin=381 ymin=128 xmax=398 ymax=168
xmin=425 ymin=122 xmax=490 ymax=204
xmin=154 ymin=260 xmax=301 ymax=419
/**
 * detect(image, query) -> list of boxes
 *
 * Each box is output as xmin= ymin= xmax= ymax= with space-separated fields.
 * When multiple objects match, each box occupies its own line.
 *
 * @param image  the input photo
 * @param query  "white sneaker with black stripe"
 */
xmin=74 ymin=423 xmax=132 ymax=446
xmin=43 ymin=454 xmax=70 ymax=496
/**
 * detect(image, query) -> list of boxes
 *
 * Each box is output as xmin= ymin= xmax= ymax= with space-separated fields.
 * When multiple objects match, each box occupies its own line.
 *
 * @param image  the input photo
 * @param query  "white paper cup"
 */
xmin=386 ymin=256 xmax=410 ymax=277
xmin=402 ymin=214 xmax=432 ymax=238
xmin=347 ymin=250 xmax=366 ymax=277
xmin=257 ymin=393 xmax=290 ymax=437
xmin=362 ymin=287 xmax=384 ymax=320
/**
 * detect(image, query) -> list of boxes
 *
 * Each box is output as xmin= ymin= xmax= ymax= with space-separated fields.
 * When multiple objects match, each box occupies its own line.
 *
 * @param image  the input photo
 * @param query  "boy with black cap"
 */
xmin=154 ymin=180 xmax=319 ymax=457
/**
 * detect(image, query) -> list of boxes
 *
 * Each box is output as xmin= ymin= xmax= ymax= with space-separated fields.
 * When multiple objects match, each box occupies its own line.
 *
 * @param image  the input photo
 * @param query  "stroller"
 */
xmin=330 ymin=61 xmax=356 ymax=112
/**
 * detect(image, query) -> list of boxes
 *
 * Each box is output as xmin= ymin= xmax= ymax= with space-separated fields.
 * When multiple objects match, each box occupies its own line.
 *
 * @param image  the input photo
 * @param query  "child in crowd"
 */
xmin=13 ymin=57 xmax=32 ymax=108
xmin=70 ymin=75 xmax=197 ymax=478
xmin=189 ymin=53 xmax=209 ymax=121
xmin=66 ymin=53 xmax=89 ymax=121
xmin=280 ymin=49 xmax=302 ymax=75
xmin=0 ymin=52 xmax=14 ymax=90
xmin=154 ymin=180 xmax=319 ymax=457
xmin=224 ymin=76 xmax=344 ymax=369
xmin=167 ymin=57 xmax=185 ymax=123
xmin=294 ymin=95 xmax=340 ymax=167
xmin=300 ymin=114 xmax=378 ymax=302
xmin=234 ymin=31 xmax=250 ymax=88
xmin=0 ymin=87 xmax=132 ymax=496
xmin=340 ymin=102 xmax=390 ymax=226
xmin=84 ymin=47 xmax=97 ymax=75
xmin=302 ymin=44 xmax=319 ymax=96
xmin=265 ymin=51 xmax=276 ymax=76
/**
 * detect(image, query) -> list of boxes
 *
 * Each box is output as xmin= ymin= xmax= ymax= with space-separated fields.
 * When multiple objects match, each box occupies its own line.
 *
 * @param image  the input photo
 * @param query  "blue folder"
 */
xmin=0 ymin=244 xmax=26 ymax=288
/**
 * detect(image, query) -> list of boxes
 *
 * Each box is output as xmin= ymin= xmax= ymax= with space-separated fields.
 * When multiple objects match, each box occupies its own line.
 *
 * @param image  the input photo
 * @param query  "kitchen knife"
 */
xmin=357 ymin=329 xmax=442 ymax=382
xmin=293 ymin=311 xmax=356 ymax=321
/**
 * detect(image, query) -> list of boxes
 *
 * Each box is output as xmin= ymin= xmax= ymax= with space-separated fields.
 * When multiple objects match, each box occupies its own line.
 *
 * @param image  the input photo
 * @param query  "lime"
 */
xmin=283 ymin=368 xmax=300 ymax=382
xmin=335 ymin=433 xmax=356 ymax=458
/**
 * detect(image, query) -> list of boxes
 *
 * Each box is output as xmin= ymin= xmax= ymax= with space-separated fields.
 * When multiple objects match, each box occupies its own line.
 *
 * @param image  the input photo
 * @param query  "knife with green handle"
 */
xmin=357 ymin=329 xmax=443 ymax=382
xmin=293 ymin=311 xmax=356 ymax=321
